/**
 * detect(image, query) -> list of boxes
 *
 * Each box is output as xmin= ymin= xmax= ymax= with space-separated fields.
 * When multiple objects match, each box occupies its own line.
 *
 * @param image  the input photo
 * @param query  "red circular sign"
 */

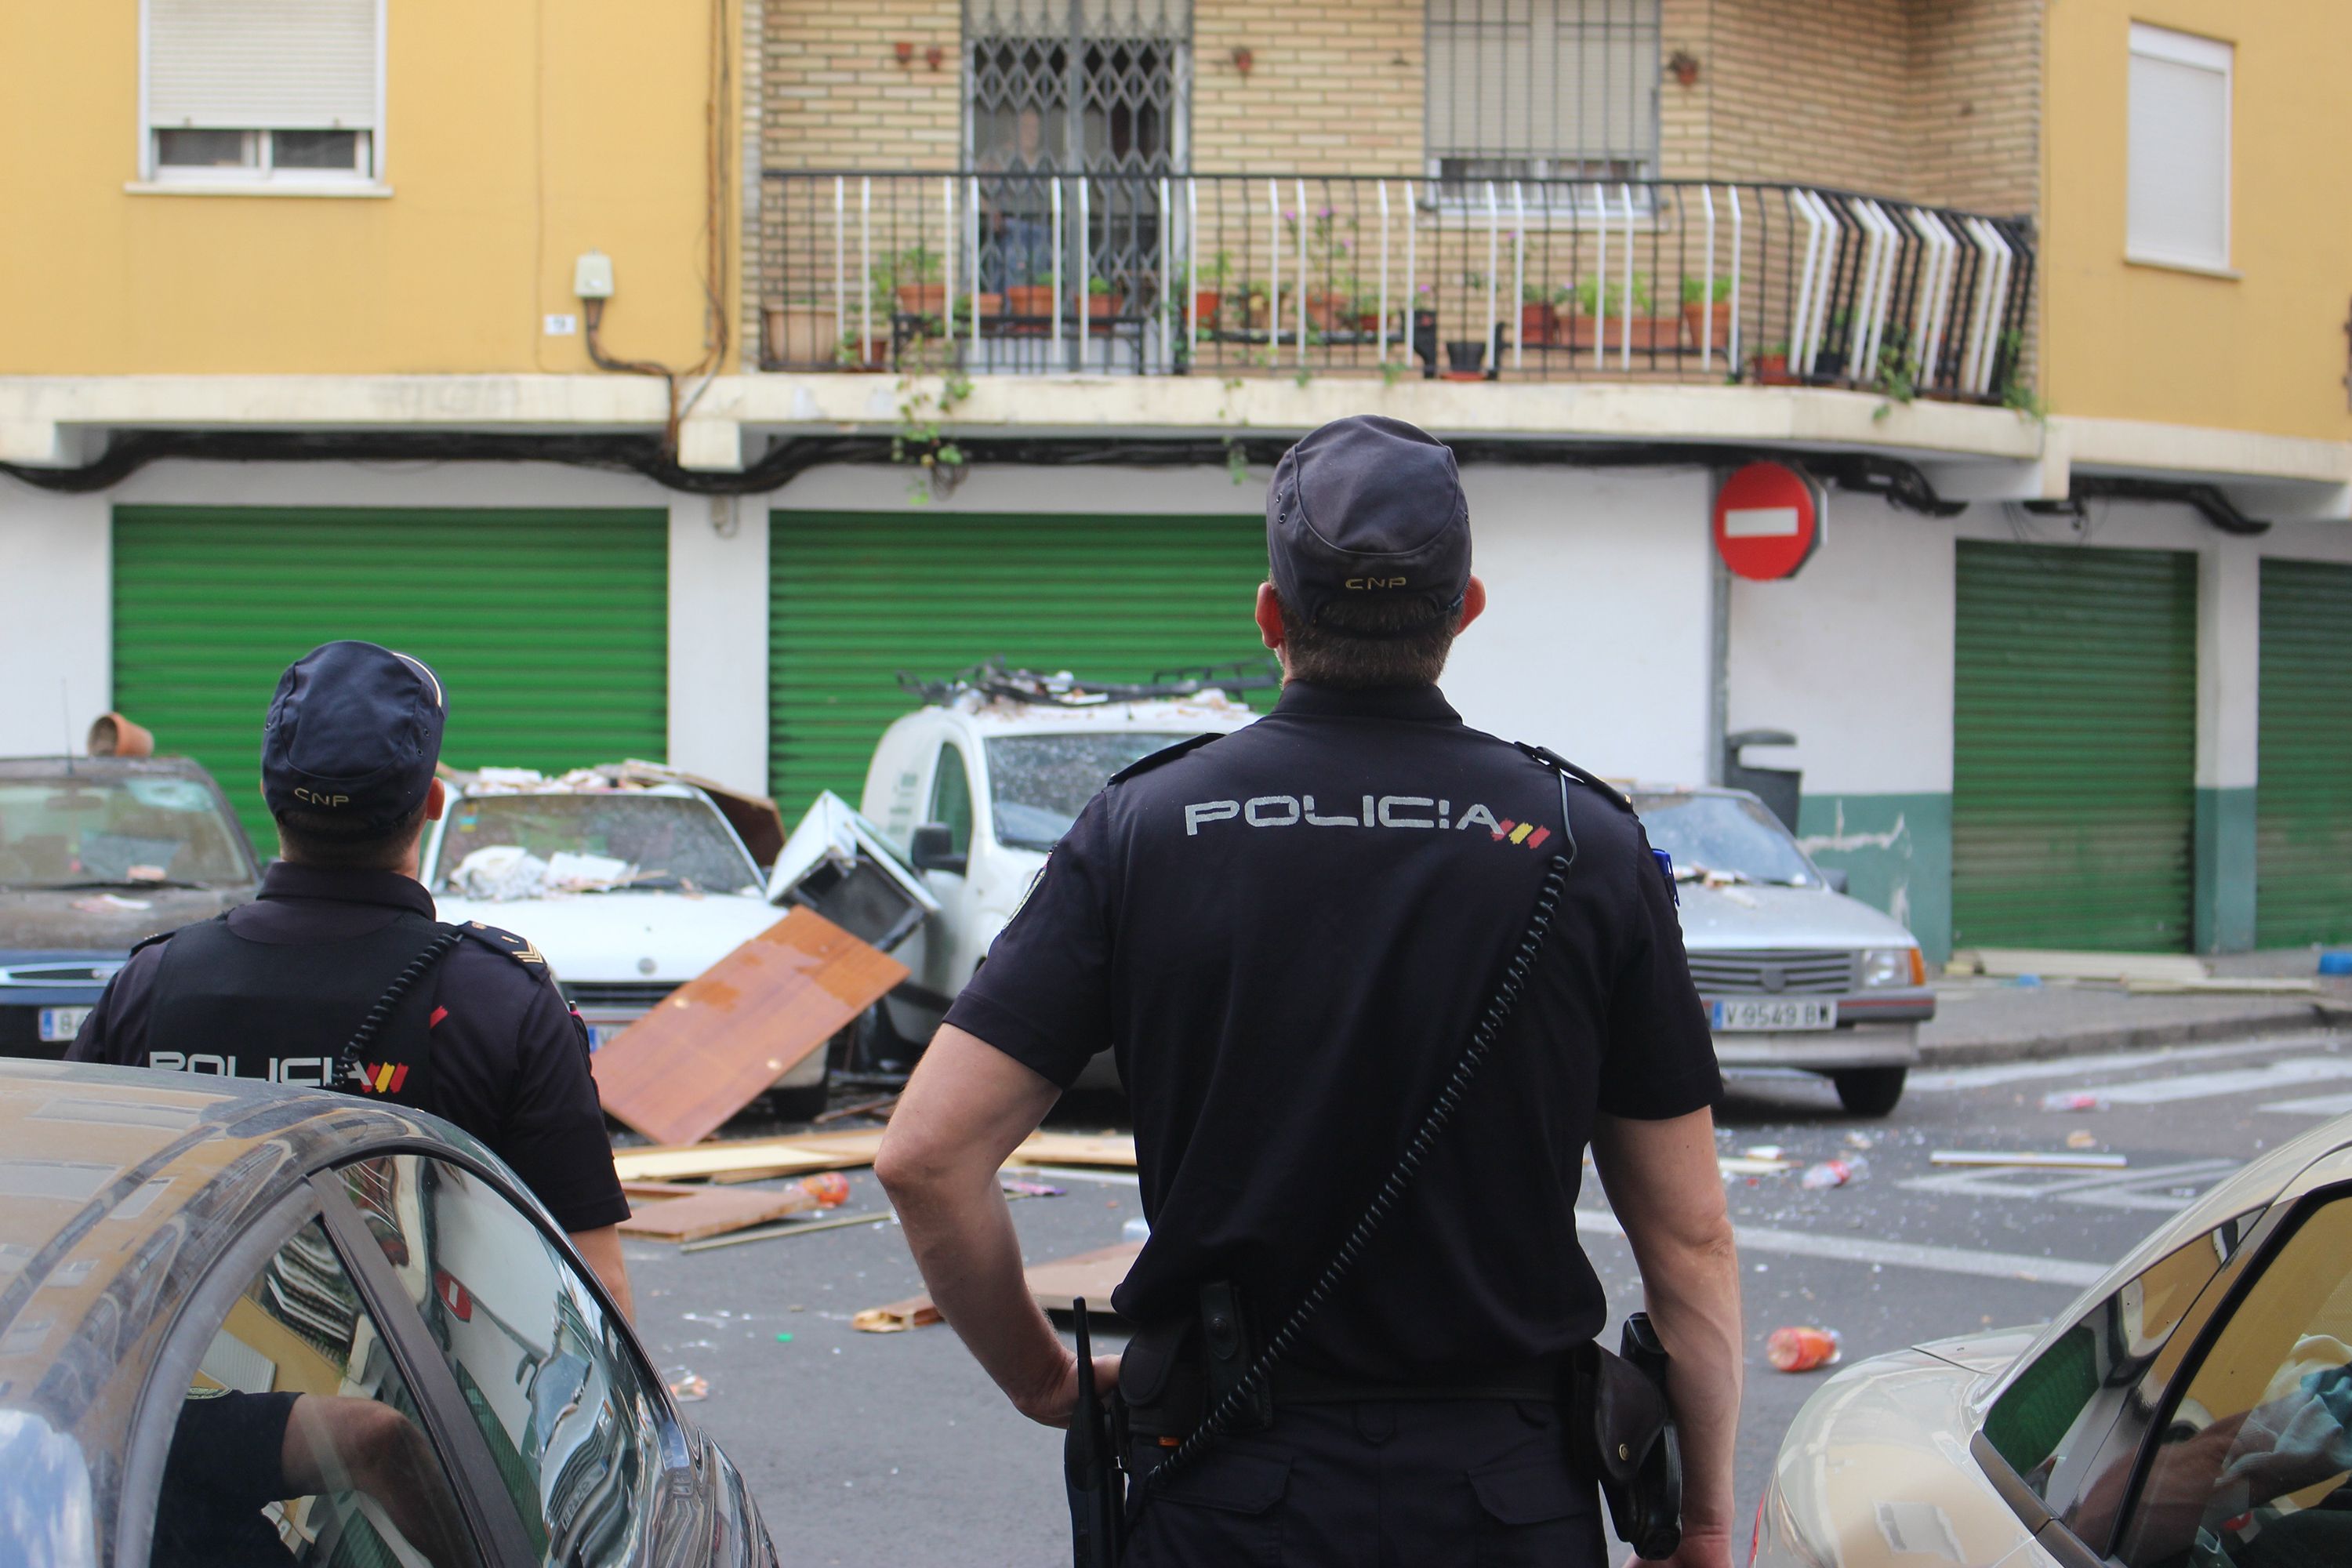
xmin=1712 ymin=461 xmax=1820 ymax=580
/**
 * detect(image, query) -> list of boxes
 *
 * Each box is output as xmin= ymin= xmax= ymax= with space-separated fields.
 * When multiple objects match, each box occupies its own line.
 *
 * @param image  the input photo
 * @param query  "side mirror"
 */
xmin=909 ymin=823 xmax=967 ymax=877
xmin=1821 ymin=868 xmax=1850 ymax=895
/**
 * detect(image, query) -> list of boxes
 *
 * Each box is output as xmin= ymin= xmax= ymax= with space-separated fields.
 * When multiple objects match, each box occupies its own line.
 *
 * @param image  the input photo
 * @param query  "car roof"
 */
xmin=0 ymin=756 xmax=222 ymax=782
xmin=916 ymin=694 xmax=1263 ymax=737
xmin=455 ymin=780 xmax=704 ymax=801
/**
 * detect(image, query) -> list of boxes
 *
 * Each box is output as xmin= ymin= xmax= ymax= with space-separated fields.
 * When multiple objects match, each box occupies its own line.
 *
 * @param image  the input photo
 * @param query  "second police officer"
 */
xmin=879 ymin=415 xmax=1744 ymax=1566
xmin=71 ymin=640 xmax=634 ymax=1312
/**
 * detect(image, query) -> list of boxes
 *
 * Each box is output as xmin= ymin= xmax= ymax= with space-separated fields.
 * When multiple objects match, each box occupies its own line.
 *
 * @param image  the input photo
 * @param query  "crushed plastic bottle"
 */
xmin=1766 ymin=1327 xmax=1842 ymax=1373
xmin=1799 ymin=1156 xmax=1866 ymax=1190
xmin=2040 ymin=1091 xmax=2110 ymax=1112
xmin=778 ymin=1171 xmax=851 ymax=1214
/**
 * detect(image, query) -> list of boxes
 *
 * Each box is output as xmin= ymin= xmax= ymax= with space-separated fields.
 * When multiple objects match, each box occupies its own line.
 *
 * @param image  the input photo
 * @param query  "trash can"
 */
xmin=1723 ymin=729 xmax=1802 ymax=832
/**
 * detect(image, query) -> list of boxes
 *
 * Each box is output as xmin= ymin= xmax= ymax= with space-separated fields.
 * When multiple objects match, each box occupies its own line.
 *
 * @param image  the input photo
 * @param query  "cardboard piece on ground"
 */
xmin=1965 ymin=948 xmax=2209 ymax=985
xmin=1009 ymin=1133 xmax=1138 ymax=1170
xmin=619 ymin=1185 xmax=829 ymax=1243
xmin=593 ymin=906 xmax=907 ymax=1146
xmin=853 ymin=1298 xmax=944 ymax=1333
xmin=855 ymin=1240 xmax=1145 ymax=1334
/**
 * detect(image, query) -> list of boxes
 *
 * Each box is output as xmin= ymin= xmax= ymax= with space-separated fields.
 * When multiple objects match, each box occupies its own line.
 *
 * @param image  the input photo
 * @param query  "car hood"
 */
xmin=430 ymin=891 xmax=785 ymax=983
xmin=1674 ymin=884 xmax=1921 ymax=949
xmin=0 ymin=884 xmax=253 ymax=953
xmin=1756 ymin=1348 xmax=2044 ymax=1568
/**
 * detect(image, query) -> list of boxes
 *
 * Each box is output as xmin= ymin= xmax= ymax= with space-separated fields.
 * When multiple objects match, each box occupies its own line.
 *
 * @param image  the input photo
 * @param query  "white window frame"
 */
xmin=2125 ymin=21 xmax=2232 ymax=275
xmin=132 ymin=0 xmax=391 ymax=197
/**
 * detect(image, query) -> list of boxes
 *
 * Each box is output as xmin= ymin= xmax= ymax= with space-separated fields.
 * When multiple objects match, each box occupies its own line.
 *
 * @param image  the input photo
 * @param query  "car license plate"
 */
xmin=38 ymin=1007 xmax=93 ymax=1043
xmin=1710 ymin=999 xmax=1835 ymax=1032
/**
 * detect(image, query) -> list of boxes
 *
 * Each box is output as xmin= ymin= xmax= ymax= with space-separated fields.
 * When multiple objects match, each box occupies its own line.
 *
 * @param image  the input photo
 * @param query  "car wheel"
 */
xmin=1831 ymin=1066 xmax=1907 ymax=1118
xmin=766 ymin=1068 xmax=832 ymax=1123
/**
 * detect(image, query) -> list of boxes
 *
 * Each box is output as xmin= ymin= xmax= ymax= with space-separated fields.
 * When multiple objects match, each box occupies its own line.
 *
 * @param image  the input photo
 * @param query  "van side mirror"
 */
xmin=1821 ymin=868 xmax=1849 ymax=895
xmin=909 ymin=823 xmax=967 ymax=877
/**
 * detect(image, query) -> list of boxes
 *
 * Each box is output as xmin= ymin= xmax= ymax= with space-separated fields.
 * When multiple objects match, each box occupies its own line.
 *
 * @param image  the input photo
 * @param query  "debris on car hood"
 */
xmin=767 ymin=791 xmax=939 ymax=952
xmin=437 ymin=759 xmax=788 ymax=866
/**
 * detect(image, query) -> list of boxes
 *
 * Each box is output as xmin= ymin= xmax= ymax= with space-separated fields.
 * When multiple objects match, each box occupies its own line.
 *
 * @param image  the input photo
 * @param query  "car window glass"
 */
xmin=150 ymin=1214 xmax=479 ymax=1568
xmin=1628 ymin=792 xmax=1817 ymax=887
xmin=1985 ymin=1209 xmax=2259 ymax=1508
xmin=982 ymin=732 xmax=1197 ymax=849
xmin=930 ymin=744 xmax=975 ymax=855
xmin=2116 ymin=1196 xmax=2352 ymax=1568
xmin=430 ymin=793 xmax=761 ymax=897
xmin=340 ymin=1154 xmax=669 ymax=1566
xmin=0 ymin=777 xmax=249 ymax=888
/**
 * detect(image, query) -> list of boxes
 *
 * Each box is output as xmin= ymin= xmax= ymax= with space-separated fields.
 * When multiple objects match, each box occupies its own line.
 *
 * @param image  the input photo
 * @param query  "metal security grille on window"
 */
xmin=1426 ymin=0 xmax=1659 ymax=192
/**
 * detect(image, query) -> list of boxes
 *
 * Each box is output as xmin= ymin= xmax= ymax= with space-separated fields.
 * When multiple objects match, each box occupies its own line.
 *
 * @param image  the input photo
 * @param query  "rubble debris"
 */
xmin=620 ymin=1172 xmax=851 ymax=1243
xmin=667 ymin=1371 xmax=710 ymax=1403
xmin=2065 ymin=1131 xmax=2100 ymax=1151
xmin=853 ymin=1298 xmax=944 ymax=1334
xmin=600 ymin=759 xmax=789 ymax=866
xmin=1799 ymin=1158 xmax=1864 ymax=1189
xmin=814 ymin=1094 xmax=902 ymax=1126
xmin=2039 ymin=1092 xmax=2109 ymax=1112
xmin=1008 ymin=1133 xmax=1138 ymax=1170
xmin=593 ymin=907 xmax=907 ymax=1146
xmin=1719 ymin=1156 xmax=1795 ymax=1177
xmin=854 ymin=1240 xmax=1145 ymax=1336
xmin=677 ymin=1210 xmax=895 ymax=1254
xmin=611 ymin=1128 xmax=893 ymax=1185
xmin=1002 ymin=1178 xmax=1066 ymax=1199
xmin=1766 ymin=1327 xmax=1842 ymax=1373
xmin=1929 ymin=1150 xmax=2128 ymax=1170
xmin=1951 ymin=948 xmax=2208 ymax=985
xmin=768 ymin=791 xmax=940 ymax=951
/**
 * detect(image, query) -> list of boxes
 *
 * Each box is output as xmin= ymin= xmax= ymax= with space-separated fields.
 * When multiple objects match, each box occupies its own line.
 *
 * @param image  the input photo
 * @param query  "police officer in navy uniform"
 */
xmin=72 ymin=640 xmax=633 ymax=1314
xmin=878 ymin=416 xmax=1744 ymax=1566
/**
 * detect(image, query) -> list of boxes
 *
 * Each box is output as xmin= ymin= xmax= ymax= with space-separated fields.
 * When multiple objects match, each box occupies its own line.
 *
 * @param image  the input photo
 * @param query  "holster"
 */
xmin=1566 ymin=1314 xmax=1684 ymax=1561
xmin=1117 ymin=1281 xmax=1274 ymax=1440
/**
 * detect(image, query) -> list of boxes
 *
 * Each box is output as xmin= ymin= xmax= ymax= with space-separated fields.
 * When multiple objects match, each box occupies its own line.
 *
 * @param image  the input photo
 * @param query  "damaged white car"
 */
xmin=423 ymin=770 xmax=832 ymax=1116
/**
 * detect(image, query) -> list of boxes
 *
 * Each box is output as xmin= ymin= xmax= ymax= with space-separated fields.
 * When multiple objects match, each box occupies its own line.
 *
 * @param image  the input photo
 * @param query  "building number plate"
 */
xmin=1711 ymin=1000 xmax=1836 ymax=1032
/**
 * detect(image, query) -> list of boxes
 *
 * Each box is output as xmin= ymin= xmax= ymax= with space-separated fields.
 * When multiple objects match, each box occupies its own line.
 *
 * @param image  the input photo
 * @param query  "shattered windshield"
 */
xmin=430 ymin=793 xmax=762 ymax=897
xmin=0 ymin=775 xmax=251 ymax=889
xmin=985 ymin=733 xmax=1200 ymax=849
xmin=1630 ymin=793 xmax=1819 ymax=887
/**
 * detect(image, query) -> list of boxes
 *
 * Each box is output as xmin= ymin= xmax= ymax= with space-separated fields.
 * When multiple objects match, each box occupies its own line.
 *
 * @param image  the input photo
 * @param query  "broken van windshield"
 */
xmin=430 ymin=793 xmax=761 ymax=895
xmin=985 ymin=734 xmax=1199 ymax=849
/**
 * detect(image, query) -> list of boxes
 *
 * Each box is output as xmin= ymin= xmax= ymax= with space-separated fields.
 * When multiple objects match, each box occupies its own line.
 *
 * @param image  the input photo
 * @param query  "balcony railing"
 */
xmin=757 ymin=171 xmax=2033 ymax=401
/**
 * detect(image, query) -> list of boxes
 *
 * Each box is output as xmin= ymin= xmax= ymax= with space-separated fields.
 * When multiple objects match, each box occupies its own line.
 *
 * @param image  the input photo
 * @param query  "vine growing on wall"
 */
xmin=891 ymin=339 xmax=974 ymax=502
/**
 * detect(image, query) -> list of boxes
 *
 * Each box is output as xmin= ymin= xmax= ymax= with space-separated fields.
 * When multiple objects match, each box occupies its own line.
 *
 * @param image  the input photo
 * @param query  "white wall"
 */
xmin=667 ymin=496 xmax=771 ymax=794
xmin=0 ymin=485 xmax=111 ymax=756
xmin=1727 ymin=499 xmax=1958 ymax=795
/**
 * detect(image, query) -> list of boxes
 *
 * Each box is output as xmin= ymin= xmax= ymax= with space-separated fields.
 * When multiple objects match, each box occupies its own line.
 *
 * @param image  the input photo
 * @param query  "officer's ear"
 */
xmin=1254 ymin=582 xmax=1287 ymax=654
xmin=423 ymin=777 xmax=448 ymax=822
xmin=1456 ymin=574 xmax=1487 ymax=635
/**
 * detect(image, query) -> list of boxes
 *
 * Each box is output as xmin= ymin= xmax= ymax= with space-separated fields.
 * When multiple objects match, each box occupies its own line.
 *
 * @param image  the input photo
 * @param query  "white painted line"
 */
xmin=2060 ymin=1057 xmax=2352 ymax=1107
xmin=1912 ymin=1035 xmax=2343 ymax=1092
xmin=2259 ymin=1091 xmax=2352 ymax=1118
xmin=1574 ymin=1208 xmax=2104 ymax=1288
xmin=1899 ymin=1158 xmax=2240 ymax=1213
xmin=1722 ymin=505 xmax=1801 ymax=538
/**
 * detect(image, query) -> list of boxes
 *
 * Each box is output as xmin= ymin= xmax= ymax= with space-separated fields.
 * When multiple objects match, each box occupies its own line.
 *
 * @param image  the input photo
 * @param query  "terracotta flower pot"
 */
xmin=1355 ymin=310 xmax=1384 ymax=334
xmin=895 ymin=283 xmax=947 ymax=316
xmin=1755 ymin=353 xmax=1797 ymax=385
xmin=1519 ymin=302 xmax=1558 ymax=347
xmin=763 ymin=302 xmax=836 ymax=366
xmin=1303 ymin=289 xmax=1346 ymax=331
xmin=1681 ymin=300 xmax=1732 ymax=350
xmin=1006 ymin=285 xmax=1055 ymax=318
xmin=86 ymin=712 xmax=154 ymax=758
xmin=1074 ymin=292 xmax=1124 ymax=320
xmin=1191 ymin=290 xmax=1221 ymax=326
xmin=1566 ymin=314 xmax=1678 ymax=351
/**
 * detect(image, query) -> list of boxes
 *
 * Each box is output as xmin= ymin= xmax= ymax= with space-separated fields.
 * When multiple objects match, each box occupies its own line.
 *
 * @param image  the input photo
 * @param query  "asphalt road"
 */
xmin=623 ymin=1029 xmax=2352 ymax=1566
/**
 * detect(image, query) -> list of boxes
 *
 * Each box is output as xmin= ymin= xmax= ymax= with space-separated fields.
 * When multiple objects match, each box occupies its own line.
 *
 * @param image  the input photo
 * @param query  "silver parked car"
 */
xmin=1754 ymin=1112 xmax=2352 ymax=1568
xmin=1630 ymin=786 xmax=1936 ymax=1116
xmin=0 ymin=1058 xmax=776 ymax=1568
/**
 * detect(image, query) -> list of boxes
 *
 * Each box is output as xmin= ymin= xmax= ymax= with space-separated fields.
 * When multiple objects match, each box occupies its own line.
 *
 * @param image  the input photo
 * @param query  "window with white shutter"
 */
xmin=1425 ymin=0 xmax=1659 ymax=197
xmin=141 ymin=0 xmax=383 ymax=187
xmin=2126 ymin=24 xmax=2231 ymax=271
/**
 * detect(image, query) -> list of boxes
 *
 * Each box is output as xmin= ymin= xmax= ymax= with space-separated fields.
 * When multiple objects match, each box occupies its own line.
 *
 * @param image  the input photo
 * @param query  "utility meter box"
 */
xmin=573 ymin=251 xmax=615 ymax=300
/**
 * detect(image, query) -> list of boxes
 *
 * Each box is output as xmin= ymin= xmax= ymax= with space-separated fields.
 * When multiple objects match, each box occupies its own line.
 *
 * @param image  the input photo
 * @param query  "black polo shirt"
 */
xmin=71 ymin=862 xmax=627 ymax=1234
xmin=944 ymin=680 xmax=1719 ymax=1381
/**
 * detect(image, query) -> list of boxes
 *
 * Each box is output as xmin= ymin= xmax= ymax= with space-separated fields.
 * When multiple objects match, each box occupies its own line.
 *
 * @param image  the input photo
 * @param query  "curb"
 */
xmin=1918 ymin=1000 xmax=2352 ymax=1069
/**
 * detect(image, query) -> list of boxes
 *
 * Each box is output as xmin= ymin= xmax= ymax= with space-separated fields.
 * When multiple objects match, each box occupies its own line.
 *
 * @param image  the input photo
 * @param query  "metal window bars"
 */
xmin=756 ymin=171 xmax=2033 ymax=400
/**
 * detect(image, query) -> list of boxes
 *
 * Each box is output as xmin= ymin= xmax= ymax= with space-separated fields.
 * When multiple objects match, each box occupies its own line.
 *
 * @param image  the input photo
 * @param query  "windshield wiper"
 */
xmin=43 ymin=878 xmax=212 ymax=891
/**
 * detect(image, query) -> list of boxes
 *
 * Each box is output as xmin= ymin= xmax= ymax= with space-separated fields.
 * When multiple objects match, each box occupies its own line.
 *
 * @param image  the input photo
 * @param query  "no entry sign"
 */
xmin=1713 ymin=461 xmax=1820 ymax=580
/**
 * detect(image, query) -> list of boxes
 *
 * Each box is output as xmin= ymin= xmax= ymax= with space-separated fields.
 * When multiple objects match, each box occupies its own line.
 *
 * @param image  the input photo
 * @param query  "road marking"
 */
xmin=1912 ymin=1035 xmax=2343 ymax=1092
xmin=1574 ymin=1208 xmax=2104 ymax=1288
xmin=2052 ymin=1057 xmax=2352 ymax=1107
xmin=2259 ymin=1091 xmax=2352 ymax=1118
xmin=1898 ymin=1157 xmax=2241 ymax=1212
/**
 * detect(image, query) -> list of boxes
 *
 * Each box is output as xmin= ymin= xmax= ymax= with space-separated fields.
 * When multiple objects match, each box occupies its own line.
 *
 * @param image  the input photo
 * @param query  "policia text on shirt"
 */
xmin=877 ymin=416 xmax=1744 ymax=1568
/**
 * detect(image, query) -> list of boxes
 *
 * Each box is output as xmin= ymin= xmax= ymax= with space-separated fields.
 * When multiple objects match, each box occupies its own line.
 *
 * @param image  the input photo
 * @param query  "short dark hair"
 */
xmin=274 ymin=802 xmax=430 ymax=872
xmin=1277 ymin=591 xmax=1461 ymax=688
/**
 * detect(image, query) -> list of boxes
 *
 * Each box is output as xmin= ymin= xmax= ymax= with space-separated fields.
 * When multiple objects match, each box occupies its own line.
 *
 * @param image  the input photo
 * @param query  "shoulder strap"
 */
xmin=1109 ymin=731 xmax=1221 ymax=785
xmin=129 ymin=916 xmax=220 ymax=958
xmin=452 ymin=920 xmax=556 ymax=978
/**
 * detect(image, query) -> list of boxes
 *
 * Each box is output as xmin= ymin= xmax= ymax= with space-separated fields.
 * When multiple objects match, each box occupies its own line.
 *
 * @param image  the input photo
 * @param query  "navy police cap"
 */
xmin=1267 ymin=414 xmax=1470 ymax=626
xmin=262 ymin=641 xmax=446 ymax=830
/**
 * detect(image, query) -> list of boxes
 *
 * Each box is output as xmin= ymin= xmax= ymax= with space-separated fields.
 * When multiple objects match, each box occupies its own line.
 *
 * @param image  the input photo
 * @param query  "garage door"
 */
xmin=114 ymin=507 xmax=669 ymax=844
xmin=2256 ymin=558 xmax=2352 ymax=947
xmin=1952 ymin=541 xmax=2196 ymax=952
xmin=768 ymin=511 xmax=1272 ymax=817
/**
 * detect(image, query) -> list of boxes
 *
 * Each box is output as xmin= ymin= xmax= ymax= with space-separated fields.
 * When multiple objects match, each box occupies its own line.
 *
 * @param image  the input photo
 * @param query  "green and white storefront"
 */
xmin=4 ymin=387 xmax=2348 ymax=960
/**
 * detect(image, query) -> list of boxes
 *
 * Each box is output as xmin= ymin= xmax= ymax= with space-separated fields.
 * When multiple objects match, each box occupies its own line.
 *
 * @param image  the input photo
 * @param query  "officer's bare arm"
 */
xmin=877 ymin=1024 xmax=1119 ymax=1427
xmin=281 ymin=1394 xmax=471 ymax=1565
xmin=1591 ymin=1108 xmax=1743 ymax=1568
xmin=567 ymin=1225 xmax=634 ymax=1319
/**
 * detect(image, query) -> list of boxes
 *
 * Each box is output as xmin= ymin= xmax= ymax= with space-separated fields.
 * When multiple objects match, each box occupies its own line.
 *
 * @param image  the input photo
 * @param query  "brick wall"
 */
xmin=1192 ymin=2 xmax=1422 ymax=172
xmin=1906 ymin=0 xmax=2039 ymax=217
xmin=763 ymin=0 xmax=962 ymax=169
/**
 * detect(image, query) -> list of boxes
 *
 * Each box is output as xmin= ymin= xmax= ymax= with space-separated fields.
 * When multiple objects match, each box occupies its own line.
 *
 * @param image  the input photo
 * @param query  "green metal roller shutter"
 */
xmin=768 ymin=511 xmax=1273 ymax=818
xmin=114 ymin=506 xmax=668 ymax=844
xmin=1952 ymin=541 xmax=2196 ymax=952
xmin=2257 ymin=558 xmax=2352 ymax=947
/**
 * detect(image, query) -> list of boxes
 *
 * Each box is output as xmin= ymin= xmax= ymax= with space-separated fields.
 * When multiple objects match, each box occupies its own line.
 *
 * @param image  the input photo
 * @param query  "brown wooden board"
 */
xmin=591 ymin=906 xmax=907 ymax=1145
xmin=851 ymin=1241 xmax=1144 ymax=1334
xmin=1008 ymin=1133 xmax=1138 ymax=1170
xmin=619 ymin=1185 xmax=828 ymax=1243
xmin=610 ymin=1128 xmax=893 ymax=1185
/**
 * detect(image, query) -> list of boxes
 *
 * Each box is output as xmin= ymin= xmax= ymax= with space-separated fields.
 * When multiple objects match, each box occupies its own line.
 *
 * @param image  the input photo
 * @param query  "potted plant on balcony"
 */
xmin=764 ymin=298 xmax=838 ymax=367
xmin=890 ymin=241 xmax=947 ymax=324
xmin=1679 ymin=274 xmax=1733 ymax=351
xmin=1181 ymin=250 xmax=1233 ymax=329
xmin=1751 ymin=341 xmax=1796 ymax=384
xmin=1519 ymin=281 xmax=1559 ymax=348
xmin=1566 ymin=272 xmax=1670 ymax=351
xmin=1076 ymin=274 xmax=1124 ymax=321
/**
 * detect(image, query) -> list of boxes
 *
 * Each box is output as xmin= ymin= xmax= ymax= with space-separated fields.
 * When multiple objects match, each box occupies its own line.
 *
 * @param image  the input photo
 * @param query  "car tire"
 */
xmin=1831 ymin=1066 xmax=1907 ymax=1118
xmin=766 ymin=1069 xmax=831 ymax=1123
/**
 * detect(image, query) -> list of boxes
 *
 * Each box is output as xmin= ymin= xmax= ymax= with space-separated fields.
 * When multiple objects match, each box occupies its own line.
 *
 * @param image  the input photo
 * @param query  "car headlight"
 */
xmin=1860 ymin=946 xmax=1922 ymax=988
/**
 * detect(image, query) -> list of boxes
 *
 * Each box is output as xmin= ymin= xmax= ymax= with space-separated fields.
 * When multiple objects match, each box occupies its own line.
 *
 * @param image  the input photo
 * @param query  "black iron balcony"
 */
xmin=756 ymin=170 xmax=2033 ymax=401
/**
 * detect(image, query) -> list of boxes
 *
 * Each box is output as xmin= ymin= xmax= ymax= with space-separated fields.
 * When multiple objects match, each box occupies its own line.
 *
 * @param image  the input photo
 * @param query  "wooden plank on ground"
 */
xmin=591 ymin=906 xmax=907 ymax=1146
xmin=619 ymin=1185 xmax=828 ymax=1243
xmin=852 ymin=1240 xmax=1144 ymax=1334
xmin=1970 ymin=948 xmax=2209 ymax=984
xmin=620 ymin=1180 xmax=709 ymax=1200
xmin=611 ymin=1144 xmax=843 ymax=1183
xmin=1009 ymin=1133 xmax=1138 ymax=1169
